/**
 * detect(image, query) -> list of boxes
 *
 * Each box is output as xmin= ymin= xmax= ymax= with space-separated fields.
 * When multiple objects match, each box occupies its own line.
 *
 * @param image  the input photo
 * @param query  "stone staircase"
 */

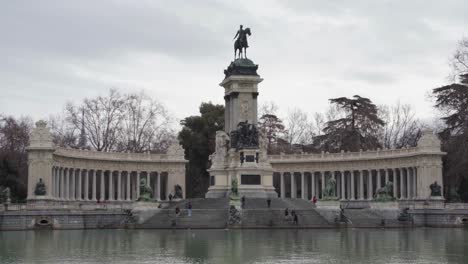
xmin=343 ymin=208 xmax=409 ymax=227
xmin=137 ymin=198 xmax=229 ymax=229
xmin=239 ymin=198 xmax=331 ymax=228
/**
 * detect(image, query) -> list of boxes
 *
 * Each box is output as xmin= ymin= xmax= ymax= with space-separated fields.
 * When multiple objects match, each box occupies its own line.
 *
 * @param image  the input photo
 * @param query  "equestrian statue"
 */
xmin=233 ymin=25 xmax=252 ymax=59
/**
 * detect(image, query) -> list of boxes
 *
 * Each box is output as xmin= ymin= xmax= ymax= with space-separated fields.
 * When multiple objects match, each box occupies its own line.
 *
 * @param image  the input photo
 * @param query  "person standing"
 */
xmin=241 ymin=196 xmax=246 ymax=209
xmin=266 ymin=198 xmax=271 ymax=208
xmin=187 ymin=202 xmax=192 ymax=217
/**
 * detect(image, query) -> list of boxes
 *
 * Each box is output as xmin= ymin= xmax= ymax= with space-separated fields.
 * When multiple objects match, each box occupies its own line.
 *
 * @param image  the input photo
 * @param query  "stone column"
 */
xmin=393 ymin=168 xmax=397 ymax=198
xmin=108 ymin=171 xmax=114 ymax=201
xmin=311 ymin=172 xmax=315 ymax=199
xmin=54 ymin=168 xmax=58 ymax=199
xmin=280 ymin=172 xmax=285 ymax=198
xmin=60 ymin=168 xmax=65 ymax=200
xmin=66 ymin=169 xmax=70 ymax=200
xmin=406 ymin=167 xmax=411 ymax=199
xmin=376 ymin=169 xmax=381 ymax=191
xmin=385 ymin=169 xmax=389 ymax=185
xmin=71 ymin=168 xmax=75 ymax=200
xmin=291 ymin=173 xmax=296 ymax=198
xmin=136 ymin=172 xmax=141 ymax=200
xmin=84 ymin=170 xmax=89 ymax=201
xmin=399 ymin=168 xmax=405 ymax=200
xmin=100 ymin=171 xmax=105 ymax=201
xmin=51 ymin=168 xmax=55 ymax=198
xmin=301 ymin=172 xmax=305 ymax=199
xmin=126 ymin=171 xmax=131 ymax=201
xmin=77 ymin=169 xmax=82 ymax=201
xmin=341 ymin=171 xmax=345 ymax=200
xmin=156 ymin=172 xmax=161 ymax=200
xmin=321 ymin=172 xmax=325 ymax=199
xmin=359 ymin=170 xmax=364 ymax=200
xmin=117 ymin=171 xmax=122 ymax=201
xmin=367 ymin=170 xmax=372 ymax=200
xmin=92 ymin=170 xmax=97 ymax=201
xmin=413 ymin=167 xmax=418 ymax=198
xmin=351 ymin=171 xmax=355 ymax=200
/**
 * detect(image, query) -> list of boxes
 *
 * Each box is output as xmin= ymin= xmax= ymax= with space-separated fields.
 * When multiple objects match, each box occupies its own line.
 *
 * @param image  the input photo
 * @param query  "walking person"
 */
xmin=293 ymin=213 xmax=298 ymax=225
xmin=312 ymin=195 xmax=317 ymax=206
xmin=284 ymin=208 xmax=289 ymax=221
xmin=266 ymin=198 xmax=271 ymax=208
xmin=241 ymin=196 xmax=246 ymax=209
xmin=187 ymin=201 xmax=192 ymax=217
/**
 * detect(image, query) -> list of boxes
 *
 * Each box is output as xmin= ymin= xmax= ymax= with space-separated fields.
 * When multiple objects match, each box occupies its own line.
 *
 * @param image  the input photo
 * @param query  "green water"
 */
xmin=0 ymin=228 xmax=467 ymax=263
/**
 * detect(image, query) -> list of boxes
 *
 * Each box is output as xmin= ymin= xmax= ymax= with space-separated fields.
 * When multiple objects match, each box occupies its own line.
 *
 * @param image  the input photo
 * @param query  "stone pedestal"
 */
xmin=206 ymin=59 xmax=277 ymax=199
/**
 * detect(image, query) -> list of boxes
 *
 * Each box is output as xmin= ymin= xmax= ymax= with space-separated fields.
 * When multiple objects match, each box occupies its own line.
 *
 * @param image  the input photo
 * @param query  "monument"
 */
xmin=206 ymin=25 xmax=277 ymax=198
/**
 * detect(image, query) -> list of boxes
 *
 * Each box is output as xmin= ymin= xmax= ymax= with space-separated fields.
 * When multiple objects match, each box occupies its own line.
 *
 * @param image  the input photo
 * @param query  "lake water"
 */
xmin=0 ymin=228 xmax=467 ymax=263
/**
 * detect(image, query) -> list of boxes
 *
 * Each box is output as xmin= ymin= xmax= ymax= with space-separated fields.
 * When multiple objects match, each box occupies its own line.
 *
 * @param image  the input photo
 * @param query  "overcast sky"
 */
xmin=1 ymin=0 xmax=467 ymax=123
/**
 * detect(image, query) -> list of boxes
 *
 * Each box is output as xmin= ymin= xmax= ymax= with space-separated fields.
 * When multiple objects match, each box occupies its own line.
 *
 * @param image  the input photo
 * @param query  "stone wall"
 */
xmin=0 ymin=211 xmax=127 ymax=231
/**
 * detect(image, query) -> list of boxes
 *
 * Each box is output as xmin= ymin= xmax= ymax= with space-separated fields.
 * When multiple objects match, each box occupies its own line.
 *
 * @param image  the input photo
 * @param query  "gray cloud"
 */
xmin=0 ymin=0 xmax=466 ymax=122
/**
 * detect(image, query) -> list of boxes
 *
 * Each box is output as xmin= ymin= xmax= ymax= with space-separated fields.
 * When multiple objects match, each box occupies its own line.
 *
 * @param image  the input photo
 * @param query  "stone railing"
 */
xmin=54 ymin=147 xmax=186 ymax=163
xmin=268 ymin=147 xmax=440 ymax=163
xmin=1 ymin=202 xmax=136 ymax=211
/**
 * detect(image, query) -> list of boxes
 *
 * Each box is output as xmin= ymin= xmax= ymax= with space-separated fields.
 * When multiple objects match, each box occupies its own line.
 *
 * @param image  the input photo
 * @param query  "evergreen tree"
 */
xmin=315 ymin=95 xmax=385 ymax=152
xmin=178 ymin=103 xmax=224 ymax=198
xmin=433 ymin=74 xmax=468 ymax=201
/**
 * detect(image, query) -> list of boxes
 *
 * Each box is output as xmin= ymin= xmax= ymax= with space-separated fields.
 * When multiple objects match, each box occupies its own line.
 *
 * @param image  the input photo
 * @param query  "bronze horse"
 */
xmin=234 ymin=28 xmax=251 ymax=59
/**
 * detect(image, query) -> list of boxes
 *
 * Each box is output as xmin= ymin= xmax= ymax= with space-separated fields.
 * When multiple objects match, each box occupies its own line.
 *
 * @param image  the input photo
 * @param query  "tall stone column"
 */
xmin=136 ymin=172 xmax=140 ymax=200
xmin=108 ymin=171 xmax=114 ymax=201
xmin=100 ymin=171 xmax=105 ymax=201
xmin=77 ymin=169 xmax=82 ymax=200
xmin=156 ymin=172 xmax=161 ymax=200
xmin=406 ymin=167 xmax=411 ymax=199
xmin=126 ymin=171 xmax=131 ymax=201
xmin=359 ymin=170 xmax=364 ymax=200
xmin=376 ymin=169 xmax=381 ymax=191
xmin=413 ymin=167 xmax=418 ymax=198
xmin=301 ymin=173 xmax=305 ymax=199
xmin=384 ymin=169 xmax=389 ymax=185
xmin=280 ymin=172 xmax=285 ymax=198
xmin=311 ymin=172 xmax=315 ymax=199
xmin=60 ymin=168 xmax=65 ymax=200
xmin=66 ymin=168 xmax=70 ymax=200
xmin=351 ymin=171 xmax=355 ymax=200
xmin=54 ymin=168 xmax=58 ymax=199
xmin=340 ymin=171 xmax=345 ymax=200
xmin=367 ymin=170 xmax=372 ymax=200
xmin=51 ymin=168 xmax=55 ymax=198
xmin=71 ymin=168 xmax=75 ymax=200
xmin=117 ymin=171 xmax=122 ymax=201
xmin=393 ymin=168 xmax=398 ymax=198
xmin=399 ymin=168 xmax=405 ymax=199
xmin=321 ymin=172 xmax=325 ymax=199
xmin=84 ymin=170 xmax=89 ymax=201
xmin=92 ymin=170 xmax=97 ymax=201
xmin=291 ymin=173 xmax=296 ymax=198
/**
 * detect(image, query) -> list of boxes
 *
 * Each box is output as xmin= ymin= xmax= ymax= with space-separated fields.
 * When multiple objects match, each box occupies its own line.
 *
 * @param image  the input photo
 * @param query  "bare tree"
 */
xmin=48 ymin=112 xmax=80 ymax=148
xmin=66 ymin=89 xmax=125 ymax=152
xmin=258 ymin=101 xmax=279 ymax=118
xmin=379 ymin=102 xmax=422 ymax=149
xmin=451 ymin=37 xmax=468 ymax=81
xmin=118 ymin=91 xmax=174 ymax=153
xmin=285 ymin=108 xmax=309 ymax=145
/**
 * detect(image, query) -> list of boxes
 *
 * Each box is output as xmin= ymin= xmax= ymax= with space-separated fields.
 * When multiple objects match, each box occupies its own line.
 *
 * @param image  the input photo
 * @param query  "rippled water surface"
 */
xmin=1 ymin=228 xmax=467 ymax=263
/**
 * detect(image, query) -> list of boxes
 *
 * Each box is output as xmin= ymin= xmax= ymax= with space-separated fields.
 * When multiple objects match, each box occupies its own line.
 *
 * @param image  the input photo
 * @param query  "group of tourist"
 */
xmin=175 ymin=201 xmax=192 ymax=217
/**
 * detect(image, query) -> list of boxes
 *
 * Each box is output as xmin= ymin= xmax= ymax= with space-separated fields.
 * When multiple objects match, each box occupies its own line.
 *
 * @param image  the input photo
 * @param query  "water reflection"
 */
xmin=0 ymin=228 xmax=467 ymax=264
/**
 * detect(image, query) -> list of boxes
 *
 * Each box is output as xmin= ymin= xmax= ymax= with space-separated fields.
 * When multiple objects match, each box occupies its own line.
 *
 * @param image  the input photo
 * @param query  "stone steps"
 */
xmin=343 ymin=209 xmax=408 ymax=227
xmin=239 ymin=209 xmax=331 ymax=228
xmin=138 ymin=209 xmax=228 ymax=229
xmin=243 ymin=198 xmax=316 ymax=209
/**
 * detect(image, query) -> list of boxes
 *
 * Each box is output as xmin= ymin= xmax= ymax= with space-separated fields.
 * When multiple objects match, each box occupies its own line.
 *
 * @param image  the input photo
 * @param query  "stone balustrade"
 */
xmin=26 ymin=120 xmax=187 ymax=203
xmin=270 ymin=130 xmax=445 ymax=201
